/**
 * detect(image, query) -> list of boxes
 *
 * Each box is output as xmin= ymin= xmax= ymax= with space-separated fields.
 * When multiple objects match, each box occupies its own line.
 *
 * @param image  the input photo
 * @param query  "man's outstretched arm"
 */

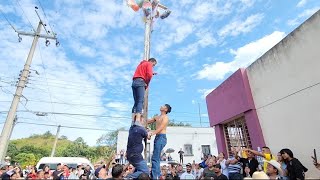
xmin=147 ymin=116 xmax=157 ymax=124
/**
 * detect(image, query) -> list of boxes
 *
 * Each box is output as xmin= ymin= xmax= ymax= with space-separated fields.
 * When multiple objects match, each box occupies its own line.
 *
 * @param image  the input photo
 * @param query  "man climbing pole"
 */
xmin=132 ymin=58 xmax=157 ymax=123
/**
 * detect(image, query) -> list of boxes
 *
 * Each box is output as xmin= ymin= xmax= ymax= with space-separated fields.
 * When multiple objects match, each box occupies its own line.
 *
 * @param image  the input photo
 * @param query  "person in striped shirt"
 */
xmin=226 ymin=147 xmax=243 ymax=180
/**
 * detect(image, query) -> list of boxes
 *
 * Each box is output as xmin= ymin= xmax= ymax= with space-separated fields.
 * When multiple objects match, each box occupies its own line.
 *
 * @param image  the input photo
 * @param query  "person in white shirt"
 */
xmin=217 ymin=152 xmax=229 ymax=178
xmin=180 ymin=163 xmax=195 ymax=180
xmin=192 ymin=163 xmax=203 ymax=179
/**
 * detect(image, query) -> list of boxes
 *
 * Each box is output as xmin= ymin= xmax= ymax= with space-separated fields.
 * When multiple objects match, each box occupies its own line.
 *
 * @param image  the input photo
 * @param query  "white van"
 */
xmin=36 ymin=157 xmax=94 ymax=171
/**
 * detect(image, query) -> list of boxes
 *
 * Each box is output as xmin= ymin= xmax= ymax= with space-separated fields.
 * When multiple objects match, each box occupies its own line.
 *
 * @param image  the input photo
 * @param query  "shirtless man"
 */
xmin=147 ymin=104 xmax=172 ymax=179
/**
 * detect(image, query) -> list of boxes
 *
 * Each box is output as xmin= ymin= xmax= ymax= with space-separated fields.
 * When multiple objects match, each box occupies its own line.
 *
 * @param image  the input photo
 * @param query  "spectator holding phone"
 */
xmin=312 ymin=152 xmax=320 ymax=171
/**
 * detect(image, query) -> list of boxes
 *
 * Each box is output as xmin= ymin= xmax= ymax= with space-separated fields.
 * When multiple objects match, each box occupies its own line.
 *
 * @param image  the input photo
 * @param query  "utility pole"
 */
xmin=138 ymin=1 xmax=170 ymax=160
xmin=0 ymin=9 xmax=58 ymax=162
xmin=143 ymin=16 xmax=152 ymax=160
xmin=51 ymin=125 xmax=61 ymax=157
xmin=198 ymin=103 xmax=202 ymax=127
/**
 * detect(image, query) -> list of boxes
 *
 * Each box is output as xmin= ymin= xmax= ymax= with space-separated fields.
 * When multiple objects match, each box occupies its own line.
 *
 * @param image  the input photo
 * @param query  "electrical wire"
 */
xmin=36 ymin=0 xmax=55 ymax=34
xmin=0 ymin=9 xmax=16 ymax=31
xmin=16 ymin=121 xmax=113 ymax=131
xmin=15 ymin=0 xmax=35 ymax=32
xmin=38 ymin=43 xmax=58 ymax=125
xmin=0 ymin=99 xmax=208 ymax=116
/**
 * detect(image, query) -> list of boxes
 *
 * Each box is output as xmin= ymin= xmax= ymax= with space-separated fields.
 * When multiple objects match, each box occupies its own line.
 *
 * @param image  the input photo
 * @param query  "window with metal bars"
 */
xmin=223 ymin=116 xmax=252 ymax=154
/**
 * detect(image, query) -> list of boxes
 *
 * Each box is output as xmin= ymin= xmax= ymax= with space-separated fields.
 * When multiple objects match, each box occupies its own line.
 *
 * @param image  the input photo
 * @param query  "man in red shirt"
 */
xmin=132 ymin=58 xmax=157 ymax=122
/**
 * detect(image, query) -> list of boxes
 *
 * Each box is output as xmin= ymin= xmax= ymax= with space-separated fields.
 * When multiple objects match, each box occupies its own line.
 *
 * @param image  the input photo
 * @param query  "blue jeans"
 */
xmin=151 ymin=134 xmax=167 ymax=179
xmin=126 ymin=155 xmax=149 ymax=179
xmin=132 ymin=78 xmax=146 ymax=114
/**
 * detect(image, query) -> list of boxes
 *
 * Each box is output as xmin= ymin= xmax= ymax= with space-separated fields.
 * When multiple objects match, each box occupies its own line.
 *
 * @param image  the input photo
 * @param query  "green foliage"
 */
xmin=15 ymin=153 xmax=37 ymax=168
xmin=97 ymin=128 xmax=125 ymax=149
xmin=168 ymin=119 xmax=191 ymax=127
xmin=7 ymin=131 xmax=117 ymax=165
xmin=59 ymin=135 xmax=68 ymax=140
xmin=148 ymin=114 xmax=191 ymax=130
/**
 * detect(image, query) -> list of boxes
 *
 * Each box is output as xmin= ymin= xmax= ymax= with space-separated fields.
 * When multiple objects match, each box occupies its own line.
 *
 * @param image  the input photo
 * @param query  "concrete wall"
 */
xmin=206 ymin=69 xmax=265 ymax=154
xmin=117 ymin=127 xmax=218 ymax=164
xmin=246 ymin=10 xmax=320 ymax=178
xmin=206 ymin=69 xmax=255 ymax=125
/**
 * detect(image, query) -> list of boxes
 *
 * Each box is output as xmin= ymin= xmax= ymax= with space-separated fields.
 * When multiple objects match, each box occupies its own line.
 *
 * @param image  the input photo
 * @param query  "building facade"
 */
xmin=206 ymin=10 xmax=320 ymax=177
xmin=117 ymin=127 xmax=218 ymax=164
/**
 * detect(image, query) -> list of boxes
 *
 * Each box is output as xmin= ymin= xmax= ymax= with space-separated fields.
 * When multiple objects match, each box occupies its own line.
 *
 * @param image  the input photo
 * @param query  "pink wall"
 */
xmin=206 ymin=69 xmax=265 ymax=154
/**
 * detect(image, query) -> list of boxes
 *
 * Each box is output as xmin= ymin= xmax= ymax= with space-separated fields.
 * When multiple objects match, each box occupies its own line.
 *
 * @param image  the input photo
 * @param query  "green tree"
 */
xmin=7 ymin=143 xmax=19 ymax=163
xmin=59 ymin=135 xmax=68 ymax=140
xmin=20 ymin=145 xmax=50 ymax=162
xmin=97 ymin=128 xmax=125 ymax=149
xmin=43 ymin=131 xmax=54 ymax=138
xmin=15 ymin=153 xmax=37 ymax=168
xmin=148 ymin=114 xmax=191 ymax=130
xmin=168 ymin=119 xmax=191 ymax=127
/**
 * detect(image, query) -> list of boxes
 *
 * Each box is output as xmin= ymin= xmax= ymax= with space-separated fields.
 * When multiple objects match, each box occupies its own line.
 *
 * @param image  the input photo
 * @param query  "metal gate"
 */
xmin=223 ymin=116 xmax=252 ymax=154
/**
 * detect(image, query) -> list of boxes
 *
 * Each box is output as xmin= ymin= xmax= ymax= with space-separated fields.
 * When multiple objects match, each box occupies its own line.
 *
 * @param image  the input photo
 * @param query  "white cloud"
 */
xmin=198 ymin=88 xmax=216 ymax=99
xmin=176 ymin=77 xmax=186 ymax=92
xmin=297 ymin=0 xmax=307 ymax=7
xmin=105 ymin=102 xmax=130 ymax=112
xmin=287 ymin=7 xmax=320 ymax=26
xmin=0 ymin=0 xmax=137 ymax=145
xmin=155 ymin=21 xmax=194 ymax=53
xmin=189 ymin=1 xmax=232 ymax=22
xmin=240 ymin=0 xmax=255 ymax=8
xmin=195 ymin=31 xmax=285 ymax=80
xmin=218 ymin=13 xmax=264 ymax=37
xmin=176 ymin=31 xmax=217 ymax=57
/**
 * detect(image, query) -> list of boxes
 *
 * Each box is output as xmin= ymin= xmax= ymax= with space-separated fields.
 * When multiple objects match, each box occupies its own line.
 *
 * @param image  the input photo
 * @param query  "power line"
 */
xmin=256 ymin=80 xmax=320 ymax=110
xmin=0 ymin=109 xmax=210 ymax=123
xmin=0 ymin=9 xmax=17 ymax=31
xmin=36 ymin=0 xmax=55 ymax=34
xmin=0 ymin=100 xmax=208 ymax=116
xmin=28 ymin=82 xmax=104 ymax=93
xmin=16 ymin=121 xmax=113 ymax=131
xmin=15 ymin=0 xmax=35 ymax=32
xmin=38 ymin=43 xmax=58 ymax=125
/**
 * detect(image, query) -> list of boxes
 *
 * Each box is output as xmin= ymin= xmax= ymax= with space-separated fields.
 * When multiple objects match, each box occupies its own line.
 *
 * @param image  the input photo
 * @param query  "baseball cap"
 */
xmin=186 ymin=163 xmax=192 ymax=167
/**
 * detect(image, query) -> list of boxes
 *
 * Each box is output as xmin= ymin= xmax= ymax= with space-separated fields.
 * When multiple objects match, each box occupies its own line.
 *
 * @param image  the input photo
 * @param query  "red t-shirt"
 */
xmin=133 ymin=60 xmax=154 ymax=86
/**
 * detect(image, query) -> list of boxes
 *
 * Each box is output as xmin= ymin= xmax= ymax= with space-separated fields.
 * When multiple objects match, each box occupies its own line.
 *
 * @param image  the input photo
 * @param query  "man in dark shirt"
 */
xmin=125 ymin=118 xmax=149 ymax=179
xmin=240 ymin=150 xmax=259 ymax=177
xmin=178 ymin=148 xmax=184 ymax=164
xmin=214 ymin=164 xmax=228 ymax=180
xmin=52 ymin=163 xmax=63 ymax=180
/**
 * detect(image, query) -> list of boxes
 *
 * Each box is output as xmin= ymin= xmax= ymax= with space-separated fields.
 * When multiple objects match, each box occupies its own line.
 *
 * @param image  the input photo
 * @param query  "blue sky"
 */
xmin=0 ymin=0 xmax=319 ymax=146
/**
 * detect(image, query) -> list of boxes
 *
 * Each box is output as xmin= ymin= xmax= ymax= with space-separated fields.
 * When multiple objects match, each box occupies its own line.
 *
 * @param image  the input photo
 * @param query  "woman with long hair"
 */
xmin=280 ymin=148 xmax=307 ymax=180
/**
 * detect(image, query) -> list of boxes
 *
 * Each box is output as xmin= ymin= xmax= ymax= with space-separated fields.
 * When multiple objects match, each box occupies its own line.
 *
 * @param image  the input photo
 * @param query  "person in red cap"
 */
xmin=132 ymin=58 xmax=157 ymax=123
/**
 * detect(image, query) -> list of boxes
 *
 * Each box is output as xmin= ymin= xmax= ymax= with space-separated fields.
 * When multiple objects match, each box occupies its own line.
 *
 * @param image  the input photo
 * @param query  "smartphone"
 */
xmin=314 ymin=149 xmax=318 ymax=164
